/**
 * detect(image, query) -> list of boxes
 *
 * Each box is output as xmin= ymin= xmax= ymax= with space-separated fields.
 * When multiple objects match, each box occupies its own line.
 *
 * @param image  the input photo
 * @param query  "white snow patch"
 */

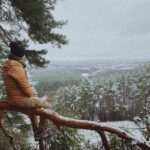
xmin=27 ymin=135 xmax=38 ymax=148
xmin=81 ymin=73 xmax=89 ymax=79
xmin=23 ymin=116 xmax=31 ymax=125
xmin=102 ymin=121 xmax=145 ymax=141
xmin=78 ymin=121 xmax=146 ymax=145
xmin=79 ymin=129 xmax=100 ymax=144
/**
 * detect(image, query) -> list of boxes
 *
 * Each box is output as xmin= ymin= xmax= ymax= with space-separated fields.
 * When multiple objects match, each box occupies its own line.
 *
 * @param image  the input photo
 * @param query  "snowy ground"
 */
xmin=78 ymin=121 xmax=145 ymax=145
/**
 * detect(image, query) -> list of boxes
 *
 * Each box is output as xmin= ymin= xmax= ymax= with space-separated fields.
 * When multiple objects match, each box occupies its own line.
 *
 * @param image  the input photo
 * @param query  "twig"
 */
xmin=0 ymin=25 xmax=12 ymax=44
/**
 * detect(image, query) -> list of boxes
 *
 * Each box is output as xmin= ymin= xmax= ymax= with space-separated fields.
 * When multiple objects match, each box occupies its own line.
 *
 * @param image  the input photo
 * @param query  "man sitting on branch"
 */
xmin=2 ymin=41 xmax=51 ymax=140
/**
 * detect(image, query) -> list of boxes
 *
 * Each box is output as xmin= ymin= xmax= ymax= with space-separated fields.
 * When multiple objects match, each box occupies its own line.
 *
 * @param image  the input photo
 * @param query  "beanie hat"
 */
xmin=9 ymin=41 xmax=26 ymax=58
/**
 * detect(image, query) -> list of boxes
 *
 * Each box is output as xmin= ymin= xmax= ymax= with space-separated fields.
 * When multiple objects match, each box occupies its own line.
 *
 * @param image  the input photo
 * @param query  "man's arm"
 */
xmin=8 ymin=66 xmax=33 ymax=97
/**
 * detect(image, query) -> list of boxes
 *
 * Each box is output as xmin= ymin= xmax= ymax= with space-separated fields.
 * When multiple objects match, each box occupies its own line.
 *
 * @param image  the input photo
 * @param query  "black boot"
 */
xmin=34 ymin=128 xmax=49 ymax=141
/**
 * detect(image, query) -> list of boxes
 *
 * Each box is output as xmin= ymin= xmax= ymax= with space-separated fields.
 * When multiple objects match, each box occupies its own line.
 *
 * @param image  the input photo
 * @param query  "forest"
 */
xmin=31 ymin=59 xmax=150 ymax=149
xmin=0 ymin=0 xmax=150 ymax=150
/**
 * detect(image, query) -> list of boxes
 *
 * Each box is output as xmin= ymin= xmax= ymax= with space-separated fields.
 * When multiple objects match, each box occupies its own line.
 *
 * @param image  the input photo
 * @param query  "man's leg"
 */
xmin=25 ymin=97 xmax=51 ymax=109
xmin=27 ymin=97 xmax=51 ymax=139
xmin=13 ymin=97 xmax=51 ymax=140
xmin=29 ymin=114 xmax=39 ymax=136
xmin=39 ymin=116 xmax=49 ymax=130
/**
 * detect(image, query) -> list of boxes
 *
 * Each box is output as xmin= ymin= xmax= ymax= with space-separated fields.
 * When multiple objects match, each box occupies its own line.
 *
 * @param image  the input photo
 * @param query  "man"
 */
xmin=2 ymin=41 xmax=51 ymax=140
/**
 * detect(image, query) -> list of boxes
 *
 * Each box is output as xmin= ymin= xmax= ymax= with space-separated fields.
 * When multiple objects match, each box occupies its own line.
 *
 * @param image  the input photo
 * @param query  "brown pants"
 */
xmin=15 ymin=97 xmax=51 ymax=109
xmin=12 ymin=97 xmax=51 ymax=130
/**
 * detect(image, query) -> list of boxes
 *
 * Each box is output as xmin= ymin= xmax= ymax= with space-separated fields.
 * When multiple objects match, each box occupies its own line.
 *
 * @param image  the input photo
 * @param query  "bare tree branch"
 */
xmin=0 ymin=101 xmax=149 ymax=150
xmin=98 ymin=131 xmax=110 ymax=150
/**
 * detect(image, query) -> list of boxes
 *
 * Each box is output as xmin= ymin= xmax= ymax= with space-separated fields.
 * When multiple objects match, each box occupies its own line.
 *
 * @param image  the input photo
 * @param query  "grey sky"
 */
xmin=30 ymin=0 xmax=150 ymax=59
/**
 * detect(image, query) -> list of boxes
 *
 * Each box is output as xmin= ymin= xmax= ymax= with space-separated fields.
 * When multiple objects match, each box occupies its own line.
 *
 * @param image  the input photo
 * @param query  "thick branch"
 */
xmin=98 ymin=131 xmax=110 ymax=150
xmin=0 ymin=101 xmax=149 ymax=150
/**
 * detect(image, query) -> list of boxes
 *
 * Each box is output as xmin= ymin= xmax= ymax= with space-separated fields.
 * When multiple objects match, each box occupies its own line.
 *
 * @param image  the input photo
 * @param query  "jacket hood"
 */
xmin=3 ymin=60 xmax=23 ymax=71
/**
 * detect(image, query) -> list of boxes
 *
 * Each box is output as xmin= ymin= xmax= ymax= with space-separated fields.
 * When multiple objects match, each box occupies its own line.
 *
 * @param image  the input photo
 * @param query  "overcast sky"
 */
xmin=30 ymin=0 xmax=150 ymax=60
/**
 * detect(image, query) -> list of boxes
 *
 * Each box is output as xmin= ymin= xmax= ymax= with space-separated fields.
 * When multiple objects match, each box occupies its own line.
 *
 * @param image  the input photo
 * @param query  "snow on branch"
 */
xmin=0 ymin=101 xmax=149 ymax=150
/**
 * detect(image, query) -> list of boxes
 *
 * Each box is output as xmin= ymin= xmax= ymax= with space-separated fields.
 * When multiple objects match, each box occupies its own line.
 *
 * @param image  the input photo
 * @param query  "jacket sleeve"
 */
xmin=8 ymin=65 xmax=33 ymax=97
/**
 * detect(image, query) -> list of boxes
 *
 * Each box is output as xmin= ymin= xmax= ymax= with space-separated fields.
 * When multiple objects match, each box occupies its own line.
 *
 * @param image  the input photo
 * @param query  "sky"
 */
xmin=30 ymin=0 xmax=150 ymax=60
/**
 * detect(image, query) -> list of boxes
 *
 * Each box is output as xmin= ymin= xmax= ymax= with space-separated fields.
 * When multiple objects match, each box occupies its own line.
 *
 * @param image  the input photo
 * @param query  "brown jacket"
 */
xmin=3 ymin=60 xmax=33 ymax=105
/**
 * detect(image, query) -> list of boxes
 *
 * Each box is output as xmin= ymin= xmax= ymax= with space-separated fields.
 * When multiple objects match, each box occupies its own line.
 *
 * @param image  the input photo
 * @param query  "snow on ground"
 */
xmin=79 ymin=129 xmax=100 ymax=144
xmin=102 ymin=121 xmax=145 ymax=140
xmin=81 ymin=73 xmax=89 ymax=79
xmin=27 ymin=136 xmax=38 ymax=148
xmin=78 ymin=120 xmax=145 ymax=145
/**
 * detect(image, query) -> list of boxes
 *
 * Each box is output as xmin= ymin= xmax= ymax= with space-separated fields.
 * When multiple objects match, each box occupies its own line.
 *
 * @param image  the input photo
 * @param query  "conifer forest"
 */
xmin=0 ymin=0 xmax=150 ymax=150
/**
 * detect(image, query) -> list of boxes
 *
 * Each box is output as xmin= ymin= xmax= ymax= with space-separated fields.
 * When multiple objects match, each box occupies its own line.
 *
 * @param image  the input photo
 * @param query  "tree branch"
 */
xmin=0 ymin=101 xmax=149 ymax=150
xmin=0 ymin=112 xmax=19 ymax=150
xmin=0 ymin=114 xmax=14 ymax=140
xmin=98 ymin=131 xmax=110 ymax=150
xmin=0 ymin=25 xmax=12 ymax=46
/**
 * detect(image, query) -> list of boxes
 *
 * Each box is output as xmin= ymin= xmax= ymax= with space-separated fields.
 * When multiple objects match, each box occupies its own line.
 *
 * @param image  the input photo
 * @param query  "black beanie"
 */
xmin=9 ymin=41 xmax=26 ymax=58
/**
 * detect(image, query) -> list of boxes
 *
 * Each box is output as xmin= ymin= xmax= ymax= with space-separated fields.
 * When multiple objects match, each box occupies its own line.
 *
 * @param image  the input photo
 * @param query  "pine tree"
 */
xmin=0 ymin=0 xmax=68 ymax=149
xmin=0 ymin=0 xmax=68 ymax=67
xmin=133 ymin=64 xmax=150 ymax=141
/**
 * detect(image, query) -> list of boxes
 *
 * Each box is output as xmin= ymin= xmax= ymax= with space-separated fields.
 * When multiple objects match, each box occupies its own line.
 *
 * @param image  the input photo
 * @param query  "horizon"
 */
xmin=46 ymin=56 xmax=150 ymax=62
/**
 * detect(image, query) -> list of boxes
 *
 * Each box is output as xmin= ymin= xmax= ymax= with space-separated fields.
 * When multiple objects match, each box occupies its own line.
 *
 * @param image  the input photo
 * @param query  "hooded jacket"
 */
xmin=3 ymin=60 xmax=33 ymax=105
